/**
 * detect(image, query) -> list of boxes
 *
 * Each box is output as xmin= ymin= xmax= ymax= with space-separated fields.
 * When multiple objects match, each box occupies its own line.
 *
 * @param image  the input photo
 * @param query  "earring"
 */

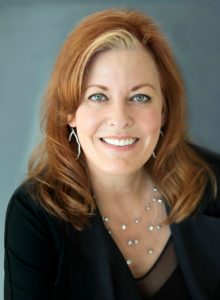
xmin=69 ymin=127 xmax=81 ymax=160
xmin=152 ymin=130 xmax=163 ymax=159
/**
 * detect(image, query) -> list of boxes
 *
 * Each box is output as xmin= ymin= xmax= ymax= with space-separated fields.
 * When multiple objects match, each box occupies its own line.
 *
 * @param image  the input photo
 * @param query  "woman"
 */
xmin=4 ymin=8 xmax=220 ymax=300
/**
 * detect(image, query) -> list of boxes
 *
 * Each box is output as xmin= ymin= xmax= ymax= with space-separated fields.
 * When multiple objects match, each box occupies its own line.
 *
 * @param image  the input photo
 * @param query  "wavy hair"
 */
xmin=26 ymin=9 xmax=216 ymax=229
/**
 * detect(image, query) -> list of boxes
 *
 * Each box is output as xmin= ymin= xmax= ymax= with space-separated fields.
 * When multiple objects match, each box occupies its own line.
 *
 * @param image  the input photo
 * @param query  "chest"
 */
xmin=107 ymin=222 xmax=171 ymax=278
xmin=64 ymin=212 xmax=220 ymax=300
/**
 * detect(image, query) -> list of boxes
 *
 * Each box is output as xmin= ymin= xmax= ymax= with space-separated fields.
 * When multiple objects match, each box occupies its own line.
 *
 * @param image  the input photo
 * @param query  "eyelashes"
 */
xmin=88 ymin=93 xmax=107 ymax=102
xmin=88 ymin=93 xmax=152 ymax=103
xmin=131 ymin=94 xmax=151 ymax=103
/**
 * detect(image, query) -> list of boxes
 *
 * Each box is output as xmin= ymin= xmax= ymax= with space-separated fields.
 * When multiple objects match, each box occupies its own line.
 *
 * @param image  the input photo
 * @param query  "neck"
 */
xmin=89 ymin=167 xmax=153 ymax=213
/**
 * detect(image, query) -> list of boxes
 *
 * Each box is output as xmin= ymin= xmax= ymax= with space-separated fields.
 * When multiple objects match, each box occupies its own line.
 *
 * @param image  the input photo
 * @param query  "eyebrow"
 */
xmin=131 ymin=83 xmax=155 ymax=91
xmin=85 ymin=83 xmax=155 ymax=91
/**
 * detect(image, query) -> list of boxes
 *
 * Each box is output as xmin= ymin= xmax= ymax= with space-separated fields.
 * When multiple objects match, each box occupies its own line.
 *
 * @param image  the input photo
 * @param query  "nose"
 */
xmin=107 ymin=102 xmax=133 ymax=129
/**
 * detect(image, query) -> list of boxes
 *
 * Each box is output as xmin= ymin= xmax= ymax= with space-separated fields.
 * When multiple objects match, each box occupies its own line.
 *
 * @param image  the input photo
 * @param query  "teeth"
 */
xmin=102 ymin=138 xmax=137 ymax=146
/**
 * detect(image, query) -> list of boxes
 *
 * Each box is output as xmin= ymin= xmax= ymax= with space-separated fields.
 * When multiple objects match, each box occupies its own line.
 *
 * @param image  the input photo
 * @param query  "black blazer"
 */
xmin=4 ymin=147 xmax=220 ymax=300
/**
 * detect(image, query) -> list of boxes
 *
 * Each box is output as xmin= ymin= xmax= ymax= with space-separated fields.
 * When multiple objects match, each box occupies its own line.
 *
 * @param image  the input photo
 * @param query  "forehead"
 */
xmin=84 ymin=47 xmax=161 ymax=89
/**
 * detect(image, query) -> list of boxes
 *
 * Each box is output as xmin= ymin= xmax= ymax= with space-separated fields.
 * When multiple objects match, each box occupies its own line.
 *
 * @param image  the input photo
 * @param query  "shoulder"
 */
xmin=192 ymin=144 xmax=220 ymax=195
xmin=190 ymin=144 xmax=220 ymax=215
xmin=6 ymin=181 xmax=44 ymax=219
xmin=4 ymin=181 xmax=71 ymax=298
xmin=6 ymin=180 xmax=57 ymax=225
xmin=190 ymin=143 xmax=220 ymax=171
xmin=190 ymin=143 xmax=220 ymax=188
xmin=5 ymin=180 xmax=65 ymax=255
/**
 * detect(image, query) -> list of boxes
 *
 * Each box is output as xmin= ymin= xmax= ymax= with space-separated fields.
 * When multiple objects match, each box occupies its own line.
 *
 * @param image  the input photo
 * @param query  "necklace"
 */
xmin=101 ymin=186 xmax=166 ymax=266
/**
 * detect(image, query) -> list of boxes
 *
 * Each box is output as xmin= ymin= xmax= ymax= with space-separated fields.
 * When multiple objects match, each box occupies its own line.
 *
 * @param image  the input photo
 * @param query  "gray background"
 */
xmin=0 ymin=0 xmax=220 ymax=298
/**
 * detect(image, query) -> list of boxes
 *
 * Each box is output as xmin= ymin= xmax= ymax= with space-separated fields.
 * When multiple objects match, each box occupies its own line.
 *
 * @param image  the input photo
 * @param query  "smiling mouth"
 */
xmin=100 ymin=137 xmax=139 ymax=147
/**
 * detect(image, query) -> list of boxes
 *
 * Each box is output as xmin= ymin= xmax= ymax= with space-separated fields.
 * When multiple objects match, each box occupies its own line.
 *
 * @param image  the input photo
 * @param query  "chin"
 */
xmin=92 ymin=161 xmax=146 ymax=177
xmin=85 ymin=151 xmax=151 ymax=177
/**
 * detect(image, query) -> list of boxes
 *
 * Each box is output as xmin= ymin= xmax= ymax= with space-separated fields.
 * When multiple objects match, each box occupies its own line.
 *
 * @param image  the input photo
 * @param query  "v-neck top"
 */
xmin=135 ymin=238 xmax=191 ymax=299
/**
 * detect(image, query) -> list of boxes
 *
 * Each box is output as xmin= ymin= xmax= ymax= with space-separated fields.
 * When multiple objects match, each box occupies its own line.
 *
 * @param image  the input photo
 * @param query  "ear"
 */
xmin=67 ymin=114 xmax=76 ymax=127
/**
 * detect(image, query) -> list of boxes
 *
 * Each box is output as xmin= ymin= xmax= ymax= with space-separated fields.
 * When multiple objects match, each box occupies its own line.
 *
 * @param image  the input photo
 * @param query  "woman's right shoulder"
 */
xmin=7 ymin=180 xmax=53 ymax=222
xmin=4 ymin=181 xmax=71 ymax=299
xmin=7 ymin=180 xmax=43 ymax=213
xmin=5 ymin=180 xmax=66 ymax=251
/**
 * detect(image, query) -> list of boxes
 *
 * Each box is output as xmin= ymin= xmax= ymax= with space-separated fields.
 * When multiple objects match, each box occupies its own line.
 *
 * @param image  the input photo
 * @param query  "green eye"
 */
xmin=88 ymin=93 xmax=107 ymax=102
xmin=132 ymin=94 xmax=151 ymax=102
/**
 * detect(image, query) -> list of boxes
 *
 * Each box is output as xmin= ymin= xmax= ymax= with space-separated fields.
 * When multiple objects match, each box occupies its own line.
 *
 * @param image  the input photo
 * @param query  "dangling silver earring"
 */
xmin=160 ymin=130 xmax=164 ymax=137
xmin=69 ymin=127 xmax=81 ymax=160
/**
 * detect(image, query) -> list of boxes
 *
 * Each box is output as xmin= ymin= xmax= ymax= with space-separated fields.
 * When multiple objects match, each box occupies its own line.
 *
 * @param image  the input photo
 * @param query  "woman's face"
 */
xmin=68 ymin=47 xmax=164 ymax=177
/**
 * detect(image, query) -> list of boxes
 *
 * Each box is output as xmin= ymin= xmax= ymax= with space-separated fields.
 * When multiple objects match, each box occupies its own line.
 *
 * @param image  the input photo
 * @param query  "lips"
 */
xmin=100 ymin=137 xmax=138 ymax=147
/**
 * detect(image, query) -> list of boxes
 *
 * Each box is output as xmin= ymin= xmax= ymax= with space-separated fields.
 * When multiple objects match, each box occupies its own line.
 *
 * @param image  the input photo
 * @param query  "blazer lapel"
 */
xmin=66 ymin=212 xmax=115 ymax=300
xmin=104 ymin=225 xmax=144 ymax=300
xmin=66 ymin=211 xmax=142 ymax=300
xmin=66 ymin=192 xmax=220 ymax=300
xmin=171 ymin=214 xmax=220 ymax=300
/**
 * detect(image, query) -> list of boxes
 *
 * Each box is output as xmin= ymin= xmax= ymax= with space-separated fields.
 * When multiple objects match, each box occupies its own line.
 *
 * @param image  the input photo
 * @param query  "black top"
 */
xmin=150 ymin=265 xmax=190 ymax=300
xmin=135 ymin=238 xmax=191 ymax=299
xmin=4 ymin=145 xmax=220 ymax=299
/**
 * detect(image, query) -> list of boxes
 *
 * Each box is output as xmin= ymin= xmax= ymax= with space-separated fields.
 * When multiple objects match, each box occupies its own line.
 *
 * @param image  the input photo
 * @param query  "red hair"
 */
xmin=27 ymin=9 xmax=216 ymax=229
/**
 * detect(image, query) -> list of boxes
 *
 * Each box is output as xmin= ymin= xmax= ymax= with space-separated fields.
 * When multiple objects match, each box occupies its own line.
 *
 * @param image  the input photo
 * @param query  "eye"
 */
xmin=131 ymin=94 xmax=151 ymax=103
xmin=88 ymin=93 xmax=107 ymax=102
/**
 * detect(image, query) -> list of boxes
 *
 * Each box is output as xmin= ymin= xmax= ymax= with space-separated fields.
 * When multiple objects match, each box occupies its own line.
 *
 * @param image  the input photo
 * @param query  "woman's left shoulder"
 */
xmin=189 ymin=144 xmax=220 ymax=180
xmin=191 ymin=144 xmax=220 ymax=215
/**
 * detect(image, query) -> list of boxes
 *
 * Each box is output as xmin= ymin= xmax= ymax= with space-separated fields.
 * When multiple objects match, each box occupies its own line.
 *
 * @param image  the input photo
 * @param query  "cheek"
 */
xmin=139 ymin=109 xmax=162 ymax=132
xmin=75 ymin=106 xmax=100 ymax=135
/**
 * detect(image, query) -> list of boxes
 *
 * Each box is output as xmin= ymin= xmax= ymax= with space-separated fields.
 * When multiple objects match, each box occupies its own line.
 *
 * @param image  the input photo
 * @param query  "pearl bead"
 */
xmin=103 ymin=216 xmax=109 ymax=222
xmin=126 ymin=259 xmax=132 ymax=265
xmin=147 ymin=248 xmax=154 ymax=255
xmin=145 ymin=204 xmax=151 ymax=211
xmin=148 ymin=224 xmax=154 ymax=231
